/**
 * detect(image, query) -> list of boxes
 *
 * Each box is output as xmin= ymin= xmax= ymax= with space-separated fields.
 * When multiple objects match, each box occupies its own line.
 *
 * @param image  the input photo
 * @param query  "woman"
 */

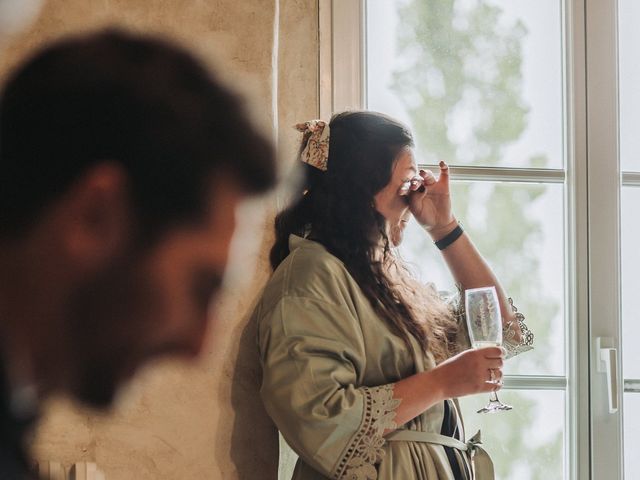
xmin=253 ymin=111 xmax=533 ymax=479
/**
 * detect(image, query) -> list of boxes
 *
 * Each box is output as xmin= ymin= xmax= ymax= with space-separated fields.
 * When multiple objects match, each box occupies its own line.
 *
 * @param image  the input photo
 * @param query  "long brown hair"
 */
xmin=270 ymin=111 xmax=459 ymax=362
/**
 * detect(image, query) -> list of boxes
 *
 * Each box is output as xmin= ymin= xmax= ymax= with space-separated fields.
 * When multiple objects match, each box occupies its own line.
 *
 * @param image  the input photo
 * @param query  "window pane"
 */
xmin=622 ymin=188 xmax=640 ymax=480
xmin=619 ymin=0 xmax=640 ymax=172
xmin=398 ymin=181 xmax=565 ymax=375
xmin=621 ymin=187 xmax=640 ymax=379
xmin=624 ymin=393 xmax=640 ymax=479
xmin=366 ymin=0 xmax=563 ymax=169
xmin=459 ymin=390 xmax=565 ymax=480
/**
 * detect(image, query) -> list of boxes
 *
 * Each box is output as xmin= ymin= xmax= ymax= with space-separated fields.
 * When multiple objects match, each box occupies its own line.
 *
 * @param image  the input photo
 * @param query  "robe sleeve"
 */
xmin=257 ymin=295 xmax=401 ymax=480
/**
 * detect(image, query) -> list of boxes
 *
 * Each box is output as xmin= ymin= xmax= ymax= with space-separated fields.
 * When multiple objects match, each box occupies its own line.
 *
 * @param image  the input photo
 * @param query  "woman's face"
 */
xmin=373 ymin=148 xmax=417 ymax=247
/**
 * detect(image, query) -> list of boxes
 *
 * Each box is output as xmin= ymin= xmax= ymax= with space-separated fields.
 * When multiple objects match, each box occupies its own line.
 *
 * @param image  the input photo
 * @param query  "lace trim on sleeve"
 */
xmin=503 ymin=298 xmax=534 ymax=359
xmin=332 ymin=384 xmax=401 ymax=480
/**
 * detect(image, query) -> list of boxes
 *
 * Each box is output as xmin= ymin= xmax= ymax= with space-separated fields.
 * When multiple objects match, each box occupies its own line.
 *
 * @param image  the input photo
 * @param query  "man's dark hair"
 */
xmin=0 ymin=28 xmax=277 ymax=238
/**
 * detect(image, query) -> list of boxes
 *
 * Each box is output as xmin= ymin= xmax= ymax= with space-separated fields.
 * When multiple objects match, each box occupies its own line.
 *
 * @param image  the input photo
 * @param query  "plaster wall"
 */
xmin=0 ymin=0 xmax=318 ymax=478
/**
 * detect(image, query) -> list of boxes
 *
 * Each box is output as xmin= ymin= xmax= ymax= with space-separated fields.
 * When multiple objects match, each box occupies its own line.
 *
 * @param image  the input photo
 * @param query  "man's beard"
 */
xmin=64 ymin=255 xmax=154 ymax=409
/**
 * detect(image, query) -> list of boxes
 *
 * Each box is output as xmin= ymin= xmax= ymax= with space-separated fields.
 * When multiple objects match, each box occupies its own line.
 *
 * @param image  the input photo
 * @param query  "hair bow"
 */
xmin=294 ymin=119 xmax=330 ymax=172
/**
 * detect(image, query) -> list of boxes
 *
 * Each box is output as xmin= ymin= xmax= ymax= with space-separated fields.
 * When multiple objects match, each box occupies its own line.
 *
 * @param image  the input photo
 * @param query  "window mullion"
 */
xmin=418 ymin=164 xmax=566 ymax=184
xmin=503 ymin=375 xmax=568 ymax=390
xmin=621 ymin=172 xmax=640 ymax=186
xmin=624 ymin=380 xmax=640 ymax=393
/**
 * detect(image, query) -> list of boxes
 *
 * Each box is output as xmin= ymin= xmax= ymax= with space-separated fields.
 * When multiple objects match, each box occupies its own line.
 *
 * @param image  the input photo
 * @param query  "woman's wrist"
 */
xmin=419 ymin=368 xmax=448 ymax=403
xmin=425 ymin=218 xmax=459 ymax=242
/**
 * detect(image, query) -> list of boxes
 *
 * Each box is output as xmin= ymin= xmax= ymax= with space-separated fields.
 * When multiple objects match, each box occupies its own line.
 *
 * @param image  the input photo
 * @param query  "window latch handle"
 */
xmin=596 ymin=336 xmax=619 ymax=414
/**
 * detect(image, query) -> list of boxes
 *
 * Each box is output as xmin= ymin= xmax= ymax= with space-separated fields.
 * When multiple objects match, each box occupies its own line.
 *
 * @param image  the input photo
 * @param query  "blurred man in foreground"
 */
xmin=0 ymin=29 xmax=277 ymax=478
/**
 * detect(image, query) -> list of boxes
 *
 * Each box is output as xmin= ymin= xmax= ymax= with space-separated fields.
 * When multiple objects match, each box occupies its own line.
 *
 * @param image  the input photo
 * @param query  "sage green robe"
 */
xmin=254 ymin=235 xmax=531 ymax=480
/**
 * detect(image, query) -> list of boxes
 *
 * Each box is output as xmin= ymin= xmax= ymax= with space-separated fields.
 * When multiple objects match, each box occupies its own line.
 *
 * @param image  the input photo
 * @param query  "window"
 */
xmin=619 ymin=0 xmax=640 ymax=478
xmin=364 ymin=1 xmax=568 ymax=478
xmin=271 ymin=1 xmax=632 ymax=479
xmin=319 ymin=0 xmax=631 ymax=479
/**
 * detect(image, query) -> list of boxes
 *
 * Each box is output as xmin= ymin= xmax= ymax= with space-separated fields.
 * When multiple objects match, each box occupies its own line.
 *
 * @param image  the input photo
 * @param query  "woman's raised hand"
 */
xmin=429 ymin=347 xmax=505 ymax=399
xmin=408 ymin=161 xmax=456 ymax=238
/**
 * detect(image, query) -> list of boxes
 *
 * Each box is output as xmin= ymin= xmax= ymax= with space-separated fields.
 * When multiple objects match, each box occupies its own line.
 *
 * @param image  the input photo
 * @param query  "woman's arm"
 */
xmin=430 ymin=218 xmax=521 ymax=340
xmin=409 ymin=161 xmax=521 ymax=339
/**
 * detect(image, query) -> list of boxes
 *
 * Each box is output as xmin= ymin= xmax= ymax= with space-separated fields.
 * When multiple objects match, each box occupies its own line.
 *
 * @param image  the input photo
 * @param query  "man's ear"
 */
xmin=60 ymin=162 xmax=133 ymax=270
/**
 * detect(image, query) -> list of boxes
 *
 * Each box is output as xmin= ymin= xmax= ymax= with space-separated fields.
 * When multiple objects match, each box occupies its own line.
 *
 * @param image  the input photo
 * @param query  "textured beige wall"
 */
xmin=0 ymin=1 xmax=318 ymax=479
xmin=0 ymin=0 xmax=275 ymax=106
xmin=277 ymin=0 xmax=320 ymax=168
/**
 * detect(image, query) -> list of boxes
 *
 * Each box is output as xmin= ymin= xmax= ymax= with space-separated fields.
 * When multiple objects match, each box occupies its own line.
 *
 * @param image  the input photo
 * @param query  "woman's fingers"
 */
xmin=419 ymin=169 xmax=437 ymax=186
xmin=481 ymin=379 xmax=503 ymax=393
xmin=485 ymin=357 xmax=504 ymax=370
xmin=482 ymin=367 xmax=503 ymax=383
xmin=435 ymin=348 xmax=508 ymax=397
xmin=435 ymin=161 xmax=450 ymax=190
xmin=408 ymin=162 xmax=450 ymax=195
xmin=477 ymin=347 xmax=504 ymax=390
xmin=439 ymin=160 xmax=449 ymax=178
xmin=478 ymin=346 xmax=504 ymax=359
xmin=438 ymin=161 xmax=450 ymax=185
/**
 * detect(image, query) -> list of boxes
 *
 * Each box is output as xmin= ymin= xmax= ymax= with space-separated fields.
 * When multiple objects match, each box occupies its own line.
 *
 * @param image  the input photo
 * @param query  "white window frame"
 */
xmin=585 ymin=1 xmax=623 ymax=478
xmin=320 ymin=0 xmax=600 ymax=478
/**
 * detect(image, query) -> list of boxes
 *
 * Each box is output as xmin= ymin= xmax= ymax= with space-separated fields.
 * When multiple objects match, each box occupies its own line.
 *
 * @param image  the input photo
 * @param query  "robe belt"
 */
xmin=385 ymin=429 xmax=495 ymax=479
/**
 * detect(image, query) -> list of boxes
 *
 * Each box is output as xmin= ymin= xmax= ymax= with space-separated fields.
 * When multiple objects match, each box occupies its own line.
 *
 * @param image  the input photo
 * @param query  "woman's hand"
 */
xmin=408 ymin=161 xmax=456 ymax=239
xmin=384 ymin=346 xmax=505 ymax=429
xmin=429 ymin=347 xmax=505 ymax=399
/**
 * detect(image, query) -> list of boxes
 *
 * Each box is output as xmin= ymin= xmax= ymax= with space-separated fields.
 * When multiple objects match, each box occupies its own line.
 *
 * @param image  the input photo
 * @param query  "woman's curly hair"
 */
xmin=270 ymin=111 xmax=459 ymax=362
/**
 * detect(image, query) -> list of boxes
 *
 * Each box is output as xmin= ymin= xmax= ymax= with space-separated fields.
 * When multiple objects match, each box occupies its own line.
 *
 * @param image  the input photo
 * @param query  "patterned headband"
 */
xmin=294 ymin=119 xmax=330 ymax=172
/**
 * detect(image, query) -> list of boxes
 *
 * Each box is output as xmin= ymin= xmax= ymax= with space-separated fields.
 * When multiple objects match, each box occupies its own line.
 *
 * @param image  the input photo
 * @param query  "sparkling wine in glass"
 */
xmin=464 ymin=286 xmax=512 ymax=413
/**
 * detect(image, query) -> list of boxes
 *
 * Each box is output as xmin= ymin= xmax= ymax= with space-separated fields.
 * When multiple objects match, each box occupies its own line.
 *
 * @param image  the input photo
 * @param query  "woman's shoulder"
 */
xmin=258 ymin=235 xmax=357 ymax=311
xmin=253 ymin=237 xmax=370 ymax=350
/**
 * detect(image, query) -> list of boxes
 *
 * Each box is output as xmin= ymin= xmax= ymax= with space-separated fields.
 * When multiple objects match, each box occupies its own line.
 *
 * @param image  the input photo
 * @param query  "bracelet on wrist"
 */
xmin=434 ymin=224 xmax=464 ymax=250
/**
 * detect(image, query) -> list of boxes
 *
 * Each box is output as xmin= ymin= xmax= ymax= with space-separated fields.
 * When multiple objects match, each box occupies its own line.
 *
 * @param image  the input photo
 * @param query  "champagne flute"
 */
xmin=464 ymin=286 xmax=512 ymax=413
